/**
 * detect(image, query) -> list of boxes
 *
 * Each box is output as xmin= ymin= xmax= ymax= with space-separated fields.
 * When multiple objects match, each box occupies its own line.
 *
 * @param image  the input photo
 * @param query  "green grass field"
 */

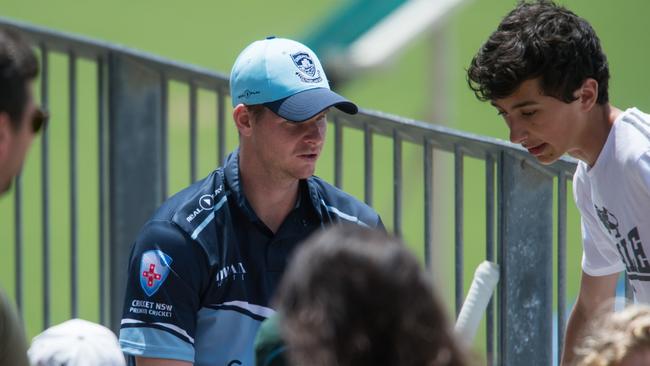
xmin=1 ymin=0 xmax=649 ymax=359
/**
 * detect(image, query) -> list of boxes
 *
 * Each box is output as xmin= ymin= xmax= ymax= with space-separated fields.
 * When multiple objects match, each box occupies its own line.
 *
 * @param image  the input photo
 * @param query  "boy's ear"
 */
xmin=578 ymin=78 xmax=599 ymax=111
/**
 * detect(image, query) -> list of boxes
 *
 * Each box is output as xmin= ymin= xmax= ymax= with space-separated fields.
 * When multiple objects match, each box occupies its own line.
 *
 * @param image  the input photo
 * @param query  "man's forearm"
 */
xmin=561 ymin=303 xmax=589 ymax=366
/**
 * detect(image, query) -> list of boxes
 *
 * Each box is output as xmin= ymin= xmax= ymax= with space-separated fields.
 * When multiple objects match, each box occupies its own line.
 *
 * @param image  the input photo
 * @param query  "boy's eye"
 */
xmin=521 ymin=110 xmax=537 ymax=117
xmin=497 ymin=110 xmax=506 ymax=116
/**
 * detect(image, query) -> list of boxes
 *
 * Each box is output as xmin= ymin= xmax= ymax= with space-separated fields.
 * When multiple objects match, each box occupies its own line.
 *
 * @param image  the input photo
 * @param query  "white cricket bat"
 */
xmin=454 ymin=260 xmax=500 ymax=345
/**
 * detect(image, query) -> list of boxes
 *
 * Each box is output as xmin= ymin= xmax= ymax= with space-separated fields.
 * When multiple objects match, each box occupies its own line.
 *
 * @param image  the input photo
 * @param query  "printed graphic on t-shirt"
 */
xmin=595 ymin=205 xmax=650 ymax=282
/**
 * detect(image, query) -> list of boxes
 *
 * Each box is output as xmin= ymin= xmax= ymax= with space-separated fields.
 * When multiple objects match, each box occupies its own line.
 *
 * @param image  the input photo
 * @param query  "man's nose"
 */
xmin=304 ymin=121 xmax=325 ymax=144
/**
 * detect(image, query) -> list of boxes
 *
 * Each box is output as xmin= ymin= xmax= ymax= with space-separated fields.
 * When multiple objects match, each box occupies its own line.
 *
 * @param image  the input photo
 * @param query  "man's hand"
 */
xmin=560 ymin=271 xmax=619 ymax=366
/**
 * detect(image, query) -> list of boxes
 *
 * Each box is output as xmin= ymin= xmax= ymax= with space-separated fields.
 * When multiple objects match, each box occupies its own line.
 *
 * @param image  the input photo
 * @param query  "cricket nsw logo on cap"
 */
xmin=139 ymin=250 xmax=173 ymax=297
xmin=291 ymin=52 xmax=322 ymax=83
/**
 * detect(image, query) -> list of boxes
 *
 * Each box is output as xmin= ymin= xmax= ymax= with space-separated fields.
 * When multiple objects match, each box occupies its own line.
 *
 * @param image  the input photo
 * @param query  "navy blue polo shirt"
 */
xmin=119 ymin=150 xmax=383 ymax=366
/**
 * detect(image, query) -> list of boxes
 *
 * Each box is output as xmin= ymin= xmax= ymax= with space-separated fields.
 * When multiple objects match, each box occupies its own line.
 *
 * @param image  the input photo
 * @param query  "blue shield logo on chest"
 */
xmin=291 ymin=52 xmax=316 ymax=77
xmin=139 ymin=250 xmax=173 ymax=297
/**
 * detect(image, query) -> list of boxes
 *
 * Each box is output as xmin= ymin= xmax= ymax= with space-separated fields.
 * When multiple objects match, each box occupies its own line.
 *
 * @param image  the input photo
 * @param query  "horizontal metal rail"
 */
xmin=331 ymin=108 xmax=577 ymax=176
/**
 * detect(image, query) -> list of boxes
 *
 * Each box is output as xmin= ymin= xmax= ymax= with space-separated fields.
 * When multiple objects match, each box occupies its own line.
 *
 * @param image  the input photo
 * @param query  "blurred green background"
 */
xmin=1 ymin=0 xmax=649 ymax=360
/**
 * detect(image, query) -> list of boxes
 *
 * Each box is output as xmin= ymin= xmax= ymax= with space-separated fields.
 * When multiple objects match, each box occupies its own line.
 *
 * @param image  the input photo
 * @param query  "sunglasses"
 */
xmin=32 ymin=107 xmax=48 ymax=134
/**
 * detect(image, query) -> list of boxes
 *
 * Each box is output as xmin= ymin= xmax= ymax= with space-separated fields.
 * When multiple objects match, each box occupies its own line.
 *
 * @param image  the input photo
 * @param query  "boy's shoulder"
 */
xmin=613 ymin=108 xmax=650 ymax=165
xmin=574 ymin=108 xmax=650 ymax=192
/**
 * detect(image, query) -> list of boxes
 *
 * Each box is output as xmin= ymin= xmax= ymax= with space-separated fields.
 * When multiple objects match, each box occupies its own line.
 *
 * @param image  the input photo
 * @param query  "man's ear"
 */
xmin=578 ymin=78 xmax=599 ymax=111
xmin=233 ymin=104 xmax=253 ymax=137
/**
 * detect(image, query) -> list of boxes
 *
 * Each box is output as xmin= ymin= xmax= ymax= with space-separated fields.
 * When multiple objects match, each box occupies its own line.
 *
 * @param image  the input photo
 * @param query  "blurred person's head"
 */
xmin=275 ymin=225 xmax=467 ymax=366
xmin=467 ymin=1 xmax=610 ymax=165
xmin=229 ymin=37 xmax=357 ymax=181
xmin=575 ymin=304 xmax=650 ymax=366
xmin=0 ymin=28 xmax=46 ymax=194
xmin=28 ymin=318 xmax=126 ymax=366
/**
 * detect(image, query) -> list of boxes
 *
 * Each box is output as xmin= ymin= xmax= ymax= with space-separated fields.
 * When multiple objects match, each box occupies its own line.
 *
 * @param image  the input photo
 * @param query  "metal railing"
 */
xmin=0 ymin=17 xmax=581 ymax=365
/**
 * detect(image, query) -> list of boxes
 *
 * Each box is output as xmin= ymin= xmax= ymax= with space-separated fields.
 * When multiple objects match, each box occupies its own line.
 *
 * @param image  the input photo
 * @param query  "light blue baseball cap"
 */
xmin=229 ymin=37 xmax=358 ymax=122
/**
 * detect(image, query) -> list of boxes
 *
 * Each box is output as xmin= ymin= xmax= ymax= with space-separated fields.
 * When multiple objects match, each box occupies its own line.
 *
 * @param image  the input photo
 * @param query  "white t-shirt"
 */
xmin=574 ymin=107 xmax=650 ymax=302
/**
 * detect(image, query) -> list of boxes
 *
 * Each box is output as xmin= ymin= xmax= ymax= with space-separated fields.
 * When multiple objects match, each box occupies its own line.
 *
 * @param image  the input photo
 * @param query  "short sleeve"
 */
xmin=573 ymin=167 xmax=625 ymax=276
xmin=580 ymin=213 xmax=625 ymax=276
xmin=119 ymin=220 xmax=209 ymax=362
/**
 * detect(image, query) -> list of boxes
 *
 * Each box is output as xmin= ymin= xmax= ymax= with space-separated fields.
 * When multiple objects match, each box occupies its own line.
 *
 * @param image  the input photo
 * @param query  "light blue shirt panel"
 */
xmin=119 ymin=326 xmax=194 ymax=362
xmin=194 ymin=307 xmax=264 ymax=366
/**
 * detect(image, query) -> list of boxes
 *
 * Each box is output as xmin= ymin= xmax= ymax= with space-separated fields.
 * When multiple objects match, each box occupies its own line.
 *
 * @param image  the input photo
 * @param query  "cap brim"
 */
xmin=263 ymin=88 xmax=358 ymax=123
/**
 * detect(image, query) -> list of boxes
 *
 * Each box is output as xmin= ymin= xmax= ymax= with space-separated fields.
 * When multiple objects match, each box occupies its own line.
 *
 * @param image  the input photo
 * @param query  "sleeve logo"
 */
xmin=139 ymin=250 xmax=173 ymax=297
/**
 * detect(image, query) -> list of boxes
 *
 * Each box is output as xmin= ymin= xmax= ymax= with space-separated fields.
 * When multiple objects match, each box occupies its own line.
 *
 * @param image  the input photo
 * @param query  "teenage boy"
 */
xmin=467 ymin=2 xmax=650 ymax=364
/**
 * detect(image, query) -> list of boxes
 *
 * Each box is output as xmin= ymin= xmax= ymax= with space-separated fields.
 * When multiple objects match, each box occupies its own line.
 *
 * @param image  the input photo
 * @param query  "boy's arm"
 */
xmin=560 ymin=271 xmax=619 ymax=366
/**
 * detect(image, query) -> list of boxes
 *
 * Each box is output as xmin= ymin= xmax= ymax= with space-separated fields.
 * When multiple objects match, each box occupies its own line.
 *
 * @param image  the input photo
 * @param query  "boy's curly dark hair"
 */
xmin=467 ymin=1 xmax=609 ymax=104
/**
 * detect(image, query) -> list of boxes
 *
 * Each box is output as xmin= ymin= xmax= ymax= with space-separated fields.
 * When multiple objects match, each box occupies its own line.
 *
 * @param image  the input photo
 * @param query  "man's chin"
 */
xmin=297 ymin=171 xmax=315 ymax=180
xmin=294 ymin=167 xmax=316 ymax=180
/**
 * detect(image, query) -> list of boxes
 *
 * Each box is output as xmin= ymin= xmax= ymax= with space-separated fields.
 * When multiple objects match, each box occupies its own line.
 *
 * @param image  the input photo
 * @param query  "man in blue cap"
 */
xmin=119 ymin=37 xmax=383 ymax=366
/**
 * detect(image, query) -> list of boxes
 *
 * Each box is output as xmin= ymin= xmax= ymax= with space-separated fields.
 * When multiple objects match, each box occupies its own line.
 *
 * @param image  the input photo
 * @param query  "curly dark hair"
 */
xmin=0 ymin=28 xmax=38 ymax=130
xmin=276 ymin=225 xmax=467 ymax=366
xmin=467 ymin=1 xmax=609 ymax=104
